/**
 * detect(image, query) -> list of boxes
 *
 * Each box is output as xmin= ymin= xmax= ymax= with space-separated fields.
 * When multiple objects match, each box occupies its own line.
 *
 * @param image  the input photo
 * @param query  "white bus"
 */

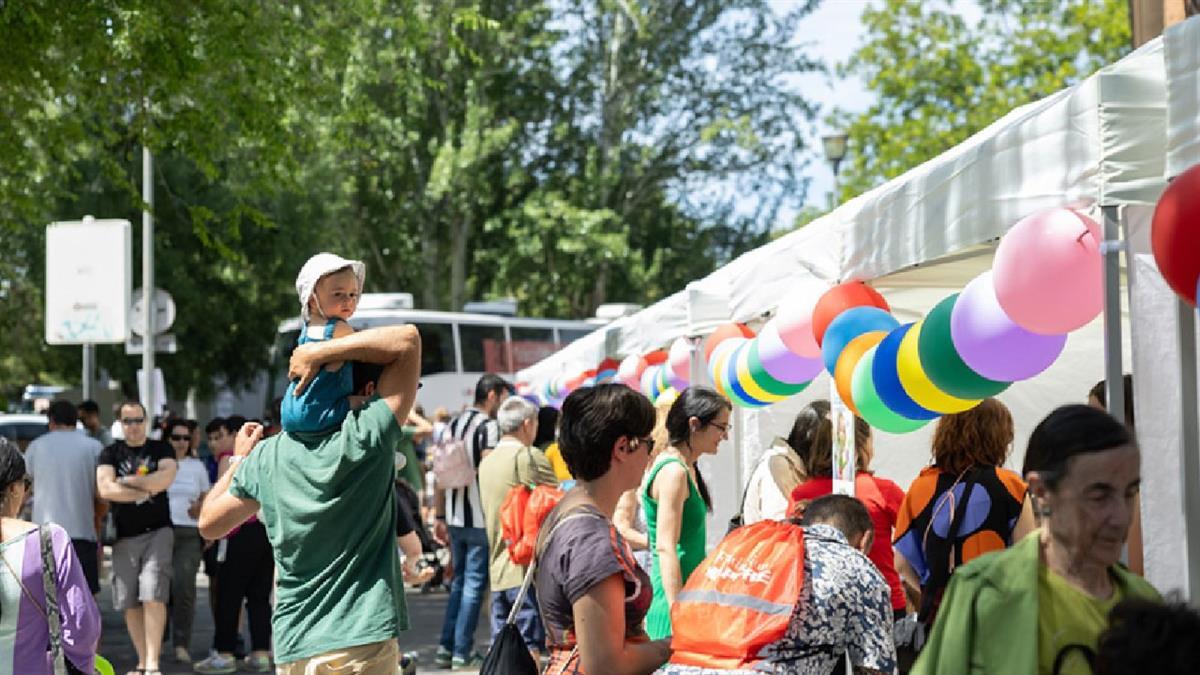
xmin=270 ymin=294 xmax=600 ymax=415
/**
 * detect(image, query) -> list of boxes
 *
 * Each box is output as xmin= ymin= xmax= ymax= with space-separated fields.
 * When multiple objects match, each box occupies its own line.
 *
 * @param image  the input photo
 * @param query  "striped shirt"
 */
xmin=443 ymin=408 xmax=498 ymax=529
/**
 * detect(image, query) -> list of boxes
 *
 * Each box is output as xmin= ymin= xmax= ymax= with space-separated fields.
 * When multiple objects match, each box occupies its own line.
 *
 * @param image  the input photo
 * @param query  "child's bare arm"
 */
xmin=324 ymin=320 xmax=357 ymax=372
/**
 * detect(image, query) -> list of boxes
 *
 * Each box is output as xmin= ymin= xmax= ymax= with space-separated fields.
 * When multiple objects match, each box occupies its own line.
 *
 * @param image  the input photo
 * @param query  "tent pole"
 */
xmin=1101 ymin=205 xmax=1126 ymax=424
xmin=1176 ymin=298 xmax=1200 ymax=601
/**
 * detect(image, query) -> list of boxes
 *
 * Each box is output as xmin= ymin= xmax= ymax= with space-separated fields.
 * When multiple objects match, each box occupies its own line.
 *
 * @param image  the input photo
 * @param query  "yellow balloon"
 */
xmin=734 ymin=344 xmax=791 ymax=403
xmin=835 ymin=332 xmax=886 ymax=415
xmin=896 ymin=320 xmax=981 ymax=414
xmin=710 ymin=339 xmax=740 ymax=399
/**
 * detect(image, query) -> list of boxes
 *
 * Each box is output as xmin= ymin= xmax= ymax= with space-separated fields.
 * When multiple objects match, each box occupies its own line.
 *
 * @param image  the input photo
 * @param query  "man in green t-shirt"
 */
xmin=199 ymin=325 xmax=421 ymax=671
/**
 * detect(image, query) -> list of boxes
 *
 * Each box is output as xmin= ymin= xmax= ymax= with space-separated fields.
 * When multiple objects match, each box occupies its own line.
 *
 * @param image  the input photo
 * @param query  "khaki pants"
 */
xmin=276 ymin=640 xmax=399 ymax=675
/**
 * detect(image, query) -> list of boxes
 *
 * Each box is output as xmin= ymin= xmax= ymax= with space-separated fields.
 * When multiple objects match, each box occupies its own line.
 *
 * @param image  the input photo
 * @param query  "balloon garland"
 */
xmin=535 ymin=206 xmax=1105 ymax=433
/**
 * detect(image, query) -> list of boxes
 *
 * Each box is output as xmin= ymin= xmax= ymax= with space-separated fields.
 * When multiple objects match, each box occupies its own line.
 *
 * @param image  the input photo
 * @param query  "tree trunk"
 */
xmin=450 ymin=218 xmax=470 ymax=311
xmin=421 ymin=216 xmax=441 ymax=309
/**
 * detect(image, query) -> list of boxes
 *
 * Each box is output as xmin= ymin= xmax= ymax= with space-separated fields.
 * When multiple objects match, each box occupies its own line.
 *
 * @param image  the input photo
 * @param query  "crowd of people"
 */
xmin=6 ymin=252 xmax=1199 ymax=675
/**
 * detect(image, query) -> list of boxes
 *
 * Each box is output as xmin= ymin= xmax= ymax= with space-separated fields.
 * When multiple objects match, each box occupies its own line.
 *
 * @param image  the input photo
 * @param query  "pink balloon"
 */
xmin=993 ymin=208 xmax=1103 ymax=334
xmin=668 ymin=337 xmax=692 ymax=384
xmin=617 ymin=354 xmax=647 ymax=388
xmin=775 ymin=293 xmax=822 ymax=358
xmin=757 ymin=319 xmax=823 ymax=384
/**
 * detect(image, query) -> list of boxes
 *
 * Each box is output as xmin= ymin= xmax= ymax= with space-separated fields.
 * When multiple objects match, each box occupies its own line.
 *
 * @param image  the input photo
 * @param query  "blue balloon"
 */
xmin=873 ymin=323 xmax=941 ymax=421
xmin=724 ymin=343 xmax=772 ymax=407
xmin=821 ymin=306 xmax=900 ymax=374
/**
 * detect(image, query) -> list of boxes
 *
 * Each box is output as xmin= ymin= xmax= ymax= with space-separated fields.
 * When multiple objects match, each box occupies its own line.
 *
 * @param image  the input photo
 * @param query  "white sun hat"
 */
xmin=295 ymin=252 xmax=366 ymax=322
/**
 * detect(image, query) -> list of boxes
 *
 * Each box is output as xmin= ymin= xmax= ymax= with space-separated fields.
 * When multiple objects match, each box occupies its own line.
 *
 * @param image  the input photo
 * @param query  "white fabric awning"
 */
xmin=1165 ymin=16 xmax=1200 ymax=178
xmin=520 ymin=37 xmax=1168 ymax=387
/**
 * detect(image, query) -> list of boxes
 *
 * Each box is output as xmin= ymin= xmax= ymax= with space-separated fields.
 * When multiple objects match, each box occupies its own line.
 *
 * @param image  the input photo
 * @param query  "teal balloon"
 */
xmin=852 ymin=347 xmax=932 ymax=434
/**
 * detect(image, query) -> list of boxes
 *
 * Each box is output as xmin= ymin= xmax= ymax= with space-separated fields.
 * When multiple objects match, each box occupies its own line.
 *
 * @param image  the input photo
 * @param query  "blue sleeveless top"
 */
xmin=280 ymin=319 xmax=353 ymax=434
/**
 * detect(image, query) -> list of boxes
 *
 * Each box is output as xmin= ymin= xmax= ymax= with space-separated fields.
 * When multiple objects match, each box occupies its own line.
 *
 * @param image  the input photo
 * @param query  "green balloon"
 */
xmin=852 ymin=348 xmax=932 ymax=434
xmin=918 ymin=294 xmax=1011 ymax=399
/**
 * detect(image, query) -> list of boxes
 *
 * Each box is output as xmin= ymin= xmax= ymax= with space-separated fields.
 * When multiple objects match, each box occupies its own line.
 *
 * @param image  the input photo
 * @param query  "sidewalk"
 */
xmin=100 ymin=576 xmax=487 ymax=674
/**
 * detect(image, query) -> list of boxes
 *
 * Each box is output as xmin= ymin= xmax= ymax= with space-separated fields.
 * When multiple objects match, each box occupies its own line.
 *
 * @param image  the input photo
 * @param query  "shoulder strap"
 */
xmin=508 ymin=509 xmax=599 ymax=626
xmin=322 ymin=318 xmax=339 ymax=340
xmin=735 ymin=451 xmax=774 ymax=520
xmin=39 ymin=528 xmax=67 ymax=675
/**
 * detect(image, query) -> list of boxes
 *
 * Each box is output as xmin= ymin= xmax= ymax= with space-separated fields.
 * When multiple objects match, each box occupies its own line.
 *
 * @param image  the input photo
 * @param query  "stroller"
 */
xmin=394 ymin=479 xmax=449 ymax=592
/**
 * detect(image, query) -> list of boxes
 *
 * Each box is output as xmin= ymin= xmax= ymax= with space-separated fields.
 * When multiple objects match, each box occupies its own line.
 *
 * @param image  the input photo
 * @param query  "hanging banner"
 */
xmin=831 ymin=381 xmax=856 ymax=496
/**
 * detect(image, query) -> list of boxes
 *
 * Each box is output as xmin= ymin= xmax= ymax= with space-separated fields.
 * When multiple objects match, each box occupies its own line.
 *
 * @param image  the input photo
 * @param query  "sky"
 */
xmin=785 ymin=0 xmax=875 ymax=210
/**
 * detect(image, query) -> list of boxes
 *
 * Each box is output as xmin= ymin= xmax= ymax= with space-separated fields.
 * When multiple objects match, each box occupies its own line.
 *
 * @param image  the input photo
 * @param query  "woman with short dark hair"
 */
xmin=913 ymin=405 xmax=1160 ymax=675
xmin=892 ymin=399 xmax=1035 ymax=628
xmin=535 ymin=385 xmax=671 ymax=675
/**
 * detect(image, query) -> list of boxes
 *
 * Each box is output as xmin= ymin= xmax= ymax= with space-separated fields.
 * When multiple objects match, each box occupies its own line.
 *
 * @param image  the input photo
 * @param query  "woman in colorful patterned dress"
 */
xmin=892 ymin=398 xmax=1036 ymax=627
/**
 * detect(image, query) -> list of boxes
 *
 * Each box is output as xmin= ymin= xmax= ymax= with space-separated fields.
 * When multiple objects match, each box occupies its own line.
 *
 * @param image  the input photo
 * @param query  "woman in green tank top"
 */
xmin=641 ymin=387 xmax=731 ymax=639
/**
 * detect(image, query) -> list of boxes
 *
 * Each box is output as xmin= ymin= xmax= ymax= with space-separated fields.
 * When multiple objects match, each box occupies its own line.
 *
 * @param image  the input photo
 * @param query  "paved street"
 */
xmin=99 ymin=558 xmax=489 ymax=674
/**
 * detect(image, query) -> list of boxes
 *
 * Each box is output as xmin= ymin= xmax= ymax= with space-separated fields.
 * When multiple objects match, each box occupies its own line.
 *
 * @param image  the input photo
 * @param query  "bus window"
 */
xmin=557 ymin=327 xmax=595 ymax=345
xmin=509 ymin=326 xmax=558 ymax=371
xmin=459 ymin=324 xmax=508 ymax=373
xmin=414 ymin=323 xmax=456 ymax=375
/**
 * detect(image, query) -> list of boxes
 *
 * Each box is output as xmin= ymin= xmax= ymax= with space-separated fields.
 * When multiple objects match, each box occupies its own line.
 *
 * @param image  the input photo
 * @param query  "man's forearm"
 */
xmin=122 ymin=470 xmax=174 ymax=494
xmin=305 ymin=325 xmax=420 ymax=366
xmin=98 ymin=481 xmax=151 ymax=503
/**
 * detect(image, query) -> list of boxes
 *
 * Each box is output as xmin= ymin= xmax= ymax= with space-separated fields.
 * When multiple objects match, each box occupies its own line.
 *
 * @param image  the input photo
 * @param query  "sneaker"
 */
xmin=193 ymin=652 xmax=237 ymax=674
xmin=452 ymin=652 xmax=485 ymax=670
xmin=433 ymin=646 xmax=453 ymax=669
xmin=242 ymin=653 xmax=272 ymax=672
xmin=174 ymin=646 xmax=192 ymax=663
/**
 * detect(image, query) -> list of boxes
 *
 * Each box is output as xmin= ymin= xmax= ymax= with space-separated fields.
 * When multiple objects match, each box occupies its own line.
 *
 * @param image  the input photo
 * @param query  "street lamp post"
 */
xmin=821 ymin=133 xmax=848 ymax=207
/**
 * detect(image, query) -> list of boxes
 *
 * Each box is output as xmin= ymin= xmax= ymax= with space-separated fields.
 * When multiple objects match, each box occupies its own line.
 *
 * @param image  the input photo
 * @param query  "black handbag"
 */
xmin=480 ymin=557 xmax=539 ymax=675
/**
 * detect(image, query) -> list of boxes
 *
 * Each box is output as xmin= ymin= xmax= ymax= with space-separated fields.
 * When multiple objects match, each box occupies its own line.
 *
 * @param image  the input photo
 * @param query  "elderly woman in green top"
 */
xmin=914 ymin=404 xmax=1159 ymax=675
xmin=641 ymin=386 xmax=730 ymax=640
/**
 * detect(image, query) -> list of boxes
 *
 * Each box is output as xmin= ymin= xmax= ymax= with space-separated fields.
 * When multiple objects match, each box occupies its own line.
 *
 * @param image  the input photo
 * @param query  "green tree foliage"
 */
xmin=833 ymin=0 xmax=1131 ymax=203
xmin=0 ymin=0 xmax=821 ymax=402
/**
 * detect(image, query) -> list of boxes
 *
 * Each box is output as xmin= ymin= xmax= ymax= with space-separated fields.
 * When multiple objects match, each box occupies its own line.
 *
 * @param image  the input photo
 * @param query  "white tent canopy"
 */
xmin=1165 ymin=16 xmax=1200 ymax=176
xmin=518 ymin=38 xmax=1179 ymax=577
xmin=1128 ymin=15 xmax=1200 ymax=599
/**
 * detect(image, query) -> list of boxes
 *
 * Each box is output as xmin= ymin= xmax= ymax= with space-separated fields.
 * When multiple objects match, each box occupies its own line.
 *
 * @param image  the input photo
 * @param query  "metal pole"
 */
xmin=1177 ymin=298 xmax=1200 ymax=601
xmin=1101 ymin=206 xmax=1125 ymax=424
xmin=81 ymin=344 xmax=94 ymax=400
xmin=142 ymin=146 xmax=155 ymax=417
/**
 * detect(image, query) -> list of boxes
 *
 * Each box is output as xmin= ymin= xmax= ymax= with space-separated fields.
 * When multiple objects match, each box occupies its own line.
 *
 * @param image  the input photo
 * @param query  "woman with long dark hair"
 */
xmin=740 ymin=400 xmax=827 ymax=525
xmin=0 ymin=436 xmax=100 ymax=673
xmin=789 ymin=414 xmax=908 ymax=618
xmin=641 ymin=386 xmax=730 ymax=640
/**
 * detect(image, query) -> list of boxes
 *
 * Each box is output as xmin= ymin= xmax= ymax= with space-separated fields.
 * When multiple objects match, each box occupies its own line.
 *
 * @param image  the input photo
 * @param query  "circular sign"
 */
xmin=129 ymin=288 xmax=176 ymax=336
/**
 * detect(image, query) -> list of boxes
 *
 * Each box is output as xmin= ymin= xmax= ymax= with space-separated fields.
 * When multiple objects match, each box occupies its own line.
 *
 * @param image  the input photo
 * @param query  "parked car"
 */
xmin=0 ymin=414 xmax=49 ymax=452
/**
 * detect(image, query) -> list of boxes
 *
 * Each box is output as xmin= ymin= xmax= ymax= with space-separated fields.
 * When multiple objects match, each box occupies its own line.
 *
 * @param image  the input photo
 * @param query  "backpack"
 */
xmin=668 ymin=520 xmax=806 ymax=670
xmin=499 ymin=445 xmax=565 ymax=566
xmin=432 ymin=410 xmax=485 ymax=489
xmin=501 ymin=485 xmax=565 ymax=567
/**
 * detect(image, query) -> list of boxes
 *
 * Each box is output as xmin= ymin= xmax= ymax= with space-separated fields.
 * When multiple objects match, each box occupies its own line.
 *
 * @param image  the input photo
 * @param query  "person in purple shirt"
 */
xmin=0 ymin=436 xmax=101 ymax=673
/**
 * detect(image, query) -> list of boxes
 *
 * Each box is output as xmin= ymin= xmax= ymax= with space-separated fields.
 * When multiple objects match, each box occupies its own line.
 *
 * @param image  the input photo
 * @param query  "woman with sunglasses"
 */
xmin=164 ymin=418 xmax=211 ymax=663
xmin=534 ymin=384 xmax=671 ymax=675
xmin=0 ymin=436 xmax=100 ymax=673
xmin=641 ymin=386 xmax=730 ymax=640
